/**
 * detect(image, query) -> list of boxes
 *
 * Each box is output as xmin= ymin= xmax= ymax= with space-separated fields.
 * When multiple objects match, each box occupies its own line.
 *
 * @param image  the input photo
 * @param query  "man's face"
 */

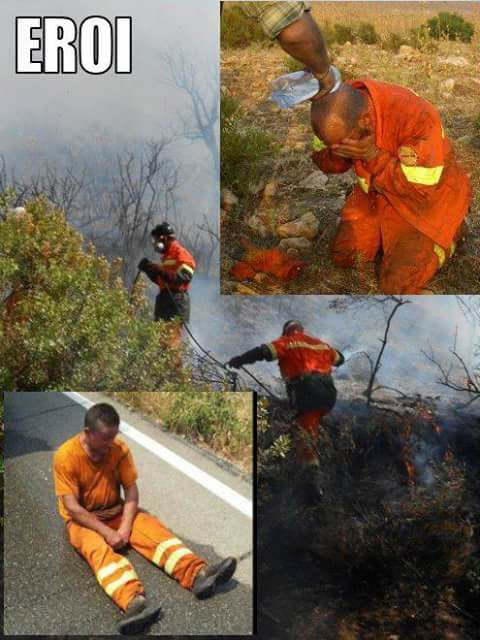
xmin=84 ymin=421 xmax=119 ymax=461
xmin=152 ymin=235 xmax=172 ymax=253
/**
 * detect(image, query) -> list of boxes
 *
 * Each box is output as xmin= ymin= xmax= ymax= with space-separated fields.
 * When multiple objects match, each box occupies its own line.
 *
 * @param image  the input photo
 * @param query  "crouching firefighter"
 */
xmin=138 ymin=222 xmax=196 ymax=325
xmin=228 ymin=320 xmax=344 ymax=499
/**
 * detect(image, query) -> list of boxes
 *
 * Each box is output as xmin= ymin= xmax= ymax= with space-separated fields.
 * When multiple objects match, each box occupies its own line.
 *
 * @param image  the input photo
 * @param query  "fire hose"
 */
xmin=131 ymin=269 xmax=279 ymax=398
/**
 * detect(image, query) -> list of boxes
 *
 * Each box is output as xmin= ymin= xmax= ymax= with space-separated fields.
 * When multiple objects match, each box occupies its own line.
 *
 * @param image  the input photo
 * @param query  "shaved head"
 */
xmin=311 ymin=84 xmax=369 ymax=146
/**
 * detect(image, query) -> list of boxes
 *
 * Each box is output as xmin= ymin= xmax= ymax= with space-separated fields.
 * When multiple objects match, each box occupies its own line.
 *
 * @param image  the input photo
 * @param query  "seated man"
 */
xmin=310 ymin=80 xmax=471 ymax=294
xmin=53 ymin=403 xmax=236 ymax=635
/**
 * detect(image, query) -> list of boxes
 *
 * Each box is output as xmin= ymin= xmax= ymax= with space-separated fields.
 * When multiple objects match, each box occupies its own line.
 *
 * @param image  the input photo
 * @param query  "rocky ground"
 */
xmin=221 ymin=38 xmax=480 ymax=295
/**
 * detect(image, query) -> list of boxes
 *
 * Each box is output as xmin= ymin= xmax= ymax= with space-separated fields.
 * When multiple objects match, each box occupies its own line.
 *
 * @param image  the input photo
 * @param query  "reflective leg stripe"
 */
xmin=104 ymin=569 xmax=139 ymax=597
xmin=152 ymin=537 xmax=183 ymax=566
xmin=164 ymin=547 xmax=193 ymax=576
xmin=97 ymin=557 xmax=131 ymax=583
xmin=177 ymin=263 xmax=194 ymax=276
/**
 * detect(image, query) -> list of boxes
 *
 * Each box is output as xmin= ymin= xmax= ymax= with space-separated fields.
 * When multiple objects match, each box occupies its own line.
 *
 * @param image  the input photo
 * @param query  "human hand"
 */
xmin=104 ymin=528 xmax=128 ymax=550
xmin=228 ymin=356 xmax=243 ymax=369
xmin=331 ymin=133 xmax=379 ymax=162
xmin=116 ymin=524 xmax=131 ymax=548
xmin=137 ymin=258 xmax=150 ymax=272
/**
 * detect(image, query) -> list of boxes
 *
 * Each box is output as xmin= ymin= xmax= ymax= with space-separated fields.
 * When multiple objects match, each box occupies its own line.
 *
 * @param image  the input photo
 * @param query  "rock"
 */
xmin=299 ymin=171 xmax=329 ymax=191
xmin=333 ymin=172 xmax=356 ymax=188
xmin=440 ymin=78 xmax=456 ymax=95
xmin=278 ymin=237 xmax=313 ymax=254
xmin=344 ymin=41 xmax=352 ymax=47
xmin=246 ymin=215 xmax=269 ymax=238
xmin=349 ymin=56 xmax=358 ymax=65
xmin=235 ymin=284 xmax=258 ymax=295
xmin=263 ymin=179 xmax=277 ymax=198
xmin=398 ymin=45 xmax=416 ymax=59
xmin=438 ymin=55 xmax=470 ymax=67
xmin=277 ymin=211 xmax=319 ymax=240
xmin=221 ymin=188 xmax=239 ymax=211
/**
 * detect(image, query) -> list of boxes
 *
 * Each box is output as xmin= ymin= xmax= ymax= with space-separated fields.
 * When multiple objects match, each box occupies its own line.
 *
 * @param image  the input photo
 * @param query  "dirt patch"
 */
xmin=221 ymin=19 xmax=480 ymax=295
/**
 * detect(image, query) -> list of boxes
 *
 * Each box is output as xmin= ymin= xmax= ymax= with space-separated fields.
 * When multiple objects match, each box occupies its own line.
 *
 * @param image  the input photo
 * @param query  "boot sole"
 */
xmin=118 ymin=603 xmax=162 ymax=635
xmin=194 ymin=558 xmax=237 ymax=600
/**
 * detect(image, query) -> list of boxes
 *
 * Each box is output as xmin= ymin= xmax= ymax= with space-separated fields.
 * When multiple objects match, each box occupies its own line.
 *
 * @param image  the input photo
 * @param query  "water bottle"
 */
xmin=269 ymin=66 xmax=341 ymax=109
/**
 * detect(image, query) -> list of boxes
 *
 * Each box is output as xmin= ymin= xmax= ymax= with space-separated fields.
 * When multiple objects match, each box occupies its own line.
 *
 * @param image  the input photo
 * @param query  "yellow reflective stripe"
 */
xmin=313 ymin=135 xmax=327 ymax=151
xmin=266 ymin=343 xmax=278 ymax=360
xmin=441 ymin=125 xmax=445 ymax=139
xmin=400 ymin=164 xmax=443 ymax=185
xmin=450 ymin=241 xmax=456 ymax=256
xmin=177 ymin=263 xmax=194 ymax=276
xmin=434 ymin=244 xmax=446 ymax=268
xmin=104 ymin=569 xmax=138 ymax=597
xmin=152 ymin=537 xmax=182 ymax=566
xmin=333 ymin=350 xmax=342 ymax=365
xmin=164 ymin=547 xmax=192 ymax=576
xmin=286 ymin=341 xmax=330 ymax=352
xmin=357 ymin=176 xmax=369 ymax=193
xmin=97 ymin=557 xmax=131 ymax=583
xmin=161 ymin=259 xmax=177 ymax=266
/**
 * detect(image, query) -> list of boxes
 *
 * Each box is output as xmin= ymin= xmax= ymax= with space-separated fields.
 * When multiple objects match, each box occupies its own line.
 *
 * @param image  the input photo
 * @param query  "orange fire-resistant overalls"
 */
xmin=312 ymin=79 xmax=472 ymax=293
xmin=153 ymin=240 xmax=196 ymax=346
xmin=267 ymin=331 xmax=342 ymax=465
xmin=53 ymin=435 xmax=206 ymax=611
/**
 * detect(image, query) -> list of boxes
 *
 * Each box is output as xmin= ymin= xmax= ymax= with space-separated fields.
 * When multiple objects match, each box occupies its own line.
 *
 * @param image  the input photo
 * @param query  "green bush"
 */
xmin=408 ymin=25 xmax=438 ymax=51
xmin=356 ymin=22 xmax=380 ymax=45
xmin=425 ymin=12 xmax=474 ymax=43
xmin=221 ymin=5 xmax=269 ymax=48
xmin=334 ymin=23 xmax=356 ymax=45
xmin=167 ymin=393 xmax=250 ymax=455
xmin=221 ymin=93 xmax=279 ymax=202
xmin=383 ymin=31 xmax=409 ymax=53
xmin=0 ymin=197 xmax=189 ymax=390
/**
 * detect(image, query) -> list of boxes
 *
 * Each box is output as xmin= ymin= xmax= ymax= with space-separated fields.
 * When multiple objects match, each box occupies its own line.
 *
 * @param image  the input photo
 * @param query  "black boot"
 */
xmin=118 ymin=594 xmax=162 ymax=635
xmin=192 ymin=557 xmax=237 ymax=599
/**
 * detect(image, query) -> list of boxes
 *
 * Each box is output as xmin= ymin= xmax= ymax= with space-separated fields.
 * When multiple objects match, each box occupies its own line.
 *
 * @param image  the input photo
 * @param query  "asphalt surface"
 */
xmin=4 ymin=392 xmax=253 ymax=635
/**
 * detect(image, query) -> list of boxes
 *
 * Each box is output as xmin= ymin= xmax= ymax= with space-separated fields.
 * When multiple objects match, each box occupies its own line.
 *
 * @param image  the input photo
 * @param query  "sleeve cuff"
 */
xmin=364 ymin=149 xmax=392 ymax=176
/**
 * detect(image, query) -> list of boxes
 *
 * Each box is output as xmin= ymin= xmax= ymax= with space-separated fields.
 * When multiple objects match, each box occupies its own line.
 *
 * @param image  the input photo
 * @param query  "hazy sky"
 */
xmin=0 ymin=0 xmax=218 ymax=220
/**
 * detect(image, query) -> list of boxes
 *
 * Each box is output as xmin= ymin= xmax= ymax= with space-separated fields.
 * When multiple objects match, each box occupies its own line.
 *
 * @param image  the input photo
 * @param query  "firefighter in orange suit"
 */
xmin=53 ymin=403 xmax=236 ymax=635
xmin=310 ymin=80 xmax=471 ymax=294
xmin=138 ymin=222 xmax=195 ymax=323
xmin=228 ymin=320 xmax=344 ymax=498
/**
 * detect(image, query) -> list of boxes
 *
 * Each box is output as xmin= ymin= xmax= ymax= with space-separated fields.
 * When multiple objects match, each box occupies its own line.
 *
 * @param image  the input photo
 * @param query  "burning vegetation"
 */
xmin=258 ymin=396 xmax=480 ymax=639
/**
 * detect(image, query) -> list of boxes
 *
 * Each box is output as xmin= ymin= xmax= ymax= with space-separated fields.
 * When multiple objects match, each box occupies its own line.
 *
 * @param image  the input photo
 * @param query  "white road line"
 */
xmin=62 ymin=392 xmax=253 ymax=519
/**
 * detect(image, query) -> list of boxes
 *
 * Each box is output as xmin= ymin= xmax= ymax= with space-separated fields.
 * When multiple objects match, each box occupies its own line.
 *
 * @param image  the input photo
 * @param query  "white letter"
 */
xmin=115 ymin=17 xmax=132 ymax=73
xmin=44 ymin=18 xmax=77 ymax=73
xmin=16 ymin=17 xmax=42 ymax=73
xmin=79 ymin=16 xmax=113 ymax=75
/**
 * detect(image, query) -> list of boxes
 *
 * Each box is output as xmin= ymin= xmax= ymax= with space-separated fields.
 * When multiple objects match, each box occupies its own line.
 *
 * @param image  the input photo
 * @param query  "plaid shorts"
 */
xmin=241 ymin=2 xmax=311 ymax=39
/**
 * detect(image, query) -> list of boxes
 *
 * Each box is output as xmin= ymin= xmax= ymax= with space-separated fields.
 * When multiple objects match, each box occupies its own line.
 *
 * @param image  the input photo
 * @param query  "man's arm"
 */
xmin=228 ymin=344 xmax=274 ymax=369
xmin=117 ymin=483 xmax=139 ymax=546
xmin=62 ymin=494 xmax=124 ymax=548
xmin=277 ymin=11 xmax=330 ymax=79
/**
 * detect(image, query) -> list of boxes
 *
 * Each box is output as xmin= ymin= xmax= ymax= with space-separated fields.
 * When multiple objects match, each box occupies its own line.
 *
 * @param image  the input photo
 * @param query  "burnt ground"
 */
xmin=221 ymin=38 xmax=480 ymax=295
xmin=257 ymin=397 xmax=480 ymax=639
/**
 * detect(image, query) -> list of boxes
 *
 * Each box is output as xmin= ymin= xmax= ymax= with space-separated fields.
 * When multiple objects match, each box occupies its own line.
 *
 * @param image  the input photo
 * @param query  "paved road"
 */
xmin=4 ymin=392 xmax=253 ymax=635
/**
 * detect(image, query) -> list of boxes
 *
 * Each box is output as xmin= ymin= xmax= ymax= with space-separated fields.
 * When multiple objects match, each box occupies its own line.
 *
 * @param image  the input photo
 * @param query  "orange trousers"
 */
xmin=67 ymin=510 xmax=206 ymax=611
xmin=296 ymin=410 xmax=328 ymax=466
xmin=331 ymin=187 xmax=458 ymax=294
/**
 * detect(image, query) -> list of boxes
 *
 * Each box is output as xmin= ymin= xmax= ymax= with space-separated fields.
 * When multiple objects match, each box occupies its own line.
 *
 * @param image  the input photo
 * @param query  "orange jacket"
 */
xmin=53 ymin=435 xmax=138 ymax=522
xmin=156 ymin=240 xmax=196 ymax=292
xmin=267 ymin=330 xmax=342 ymax=380
xmin=313 ymin=79 xmax=471 ymax=249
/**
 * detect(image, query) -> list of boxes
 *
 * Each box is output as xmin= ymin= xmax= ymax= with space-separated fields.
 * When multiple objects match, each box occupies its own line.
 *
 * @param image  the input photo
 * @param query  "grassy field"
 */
xmin=111 ymin=392 xmax=253 ymax=473
xmin=221 ymin=2 xmax=480 ymax=295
